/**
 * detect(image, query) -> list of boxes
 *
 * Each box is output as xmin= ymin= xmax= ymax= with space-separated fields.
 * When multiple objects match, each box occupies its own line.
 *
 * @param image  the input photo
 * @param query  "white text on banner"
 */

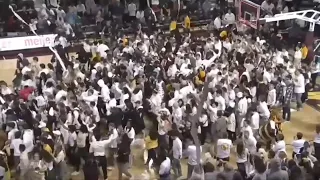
xmin=0 ymin=34 xmax=57 ymax=51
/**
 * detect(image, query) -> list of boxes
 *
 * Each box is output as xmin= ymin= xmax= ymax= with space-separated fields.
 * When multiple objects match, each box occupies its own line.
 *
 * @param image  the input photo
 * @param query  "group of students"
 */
xmin=1 ymin=1 xmax=320 ymax=179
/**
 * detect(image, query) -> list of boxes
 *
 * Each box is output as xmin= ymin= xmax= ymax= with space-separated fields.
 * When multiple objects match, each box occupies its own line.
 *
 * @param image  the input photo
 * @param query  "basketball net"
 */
xmin=237 ymin=20 xmax=251 ymax=32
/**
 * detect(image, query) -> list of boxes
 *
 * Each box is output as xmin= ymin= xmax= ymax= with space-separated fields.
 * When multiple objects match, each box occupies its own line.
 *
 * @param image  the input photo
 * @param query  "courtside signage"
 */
xmin=0 ymin=34 xmax=57 ymax=51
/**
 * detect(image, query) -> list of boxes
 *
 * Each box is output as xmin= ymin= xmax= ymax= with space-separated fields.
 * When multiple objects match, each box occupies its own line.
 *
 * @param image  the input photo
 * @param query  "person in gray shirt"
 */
xmin=204 ymin=162 xmax=218 ymax=180
xmin=267 ymin=159 xmax=289 ymax=180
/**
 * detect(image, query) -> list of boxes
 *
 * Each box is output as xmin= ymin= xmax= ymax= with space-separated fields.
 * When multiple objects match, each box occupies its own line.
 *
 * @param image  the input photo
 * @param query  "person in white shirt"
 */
xmin=19 ymin=144 xmax=30 ymax=178
xmin=76 ymin=2 xmax=86 ymax=16
xmin=243 ymin=130 xmax=257 ymax=154
xmin=172 ymin=103 xmax=183 ymax=126
xmin=237 ymin=92 xmax=248 ymax=126
xmin=236 ymin=141 xmax=249 ymax=179
xmin=128 ymin=2 xmax=137 ymax=22
xmin=216 ymin=133 xmax=233 ymax=162
xmin=186 ymin=140 xmax=202 ymax=179
xmin=261 ymin=0 xmax=275 ymax=14
xmin=106 ymin=93 xmax=117 ymax=115
xmin=7 ymin=121 xmax=18 ymax=141
xmin=250 ymin=108 xmax=260 ymax=136
xmin=294 ymin=70 xmax=305 ymax=110
xmin=263 ymin=68 xmax=272 ymax=84
xmin=294 ymin=46 xmax=302 ymax=68
xmin=158 ymin=153 xmax=171 ymax=180
xmin=292 ymin=132 xmax=306 ymax=158
xmin=81 ymin=89 xmax=98 ymax=105
xmin=90 ymin=102 xmax=100 ymax=123
xmin=223 ymin=9 xmax=236 ymax=25
xmin=213 ymin=16 xmax=222 ymax=30
xmin=257 ymin=96 xmax=270 ymax=122
xmin=226 ymin=102 xmax=236 ymax=142
xmin=63 ymin=125 xmax=79 ymax=175
xmin=267 ymin=83 xmax=276 ymax=107
xmin=55 ymin=85 xmax=68 ymax=102
xmin=22 ymin=128 xmax=34 ymax=153
xmin=0 ymin=84 xmax=12 ymax=96
xmin=89 ymin=130 xmax=117 ymax=180
xmin=107 ymin=123 xmax=119 ymax=170
xmin=199 ymin=113 xmax=209 ymax=145
xmin=136 ymin=10 xmax=145 ymax=23
xmin=272 ymin=133 xmax=286 ymax=157
xmin=75 ymin=125 xmax=89 ymax=171
xmin=10 ymin=131 xmax=23 ymax=169
xmin=310 ymin=60 xmax=320 ymax=90
xmin=124 ymin=121 xmax=135 ymax=142
xmin=63 ymin=22 xmax=74 ymax=37
xmin=171 ymin=131 xmax=182 ymax=178
xmin=215 ymin=89 xmax=226 ymax=111
xmin=54 ymin=144 xmax=67 ymax=180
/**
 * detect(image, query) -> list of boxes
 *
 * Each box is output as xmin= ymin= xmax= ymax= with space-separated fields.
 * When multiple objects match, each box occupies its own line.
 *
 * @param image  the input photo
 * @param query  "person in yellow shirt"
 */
xmin=301 ymin=43 xmax=308 ymax=60
xmin=122 ymin=35 xmax=128 ymax=47
xmin=220 ymin=30 xmax=228 ymax=40
xmin=184 ymin=15 xmax=191 ymax=32
xmin=144 ymin=131 xmax=158 ymax=165
xmin=170 ymin=19 xmax=177 ymax=32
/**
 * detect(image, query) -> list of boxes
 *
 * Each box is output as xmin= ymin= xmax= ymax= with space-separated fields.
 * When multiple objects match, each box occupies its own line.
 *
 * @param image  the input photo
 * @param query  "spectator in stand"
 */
xmin=128 ymin=0 xmax=137 ymax=22
xmin=48 ymin=0 xmax=59 ymax=8
xmin=223 ymin=9 xmax=236 ymax=25
xmin=56 ymin=7 xmax=66 ymax=24
xmin=136 ymin=9 xmax=145 ymax=24
xmin=76 ymin=1 xmax=86 ymax=17
xmin=85 ymin=0 xmax=97 ymax=15
xmin=261 ymin=0 xmax=275 ymax=14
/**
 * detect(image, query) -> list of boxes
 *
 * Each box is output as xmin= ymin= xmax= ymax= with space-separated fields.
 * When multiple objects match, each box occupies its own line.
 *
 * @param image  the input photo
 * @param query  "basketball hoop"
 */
xmin=238 ymin=0 xmax=261 ymax=29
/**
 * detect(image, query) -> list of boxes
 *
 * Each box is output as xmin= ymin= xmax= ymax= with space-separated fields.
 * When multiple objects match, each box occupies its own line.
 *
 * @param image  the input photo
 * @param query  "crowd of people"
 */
xmin=2 ymin=0 xmax=208 ymax=38
xmin=0 ymin=0 xmax=320 ymax=180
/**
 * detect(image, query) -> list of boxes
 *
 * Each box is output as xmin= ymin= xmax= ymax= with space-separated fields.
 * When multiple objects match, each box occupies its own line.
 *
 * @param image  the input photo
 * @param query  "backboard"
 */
xmin=238 ymin=0 xmax=261 ymax=29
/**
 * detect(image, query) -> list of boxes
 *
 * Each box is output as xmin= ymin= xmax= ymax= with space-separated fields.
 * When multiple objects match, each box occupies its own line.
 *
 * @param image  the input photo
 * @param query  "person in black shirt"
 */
xmin=83 ymin=155 xmax=99 ymax=180
xmin=117 ymin=134 xmax=132 ymax=180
